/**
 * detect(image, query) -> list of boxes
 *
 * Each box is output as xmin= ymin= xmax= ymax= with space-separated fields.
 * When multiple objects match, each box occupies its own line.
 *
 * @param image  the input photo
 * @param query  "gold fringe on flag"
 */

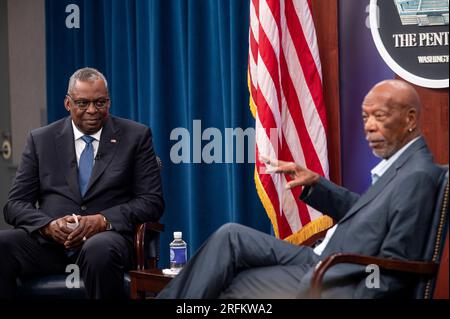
xmin=254 ymin=167 xmax=280 ymax=238
xmin=248 ymin=71 xmax=257 ymax=119
xmin=285 ymin=215 xmax=334 ymax=245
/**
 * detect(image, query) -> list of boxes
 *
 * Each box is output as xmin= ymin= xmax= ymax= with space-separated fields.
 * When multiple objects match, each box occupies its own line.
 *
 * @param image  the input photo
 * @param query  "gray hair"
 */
xmin=67 ymin=67 xmax=108 ymax=94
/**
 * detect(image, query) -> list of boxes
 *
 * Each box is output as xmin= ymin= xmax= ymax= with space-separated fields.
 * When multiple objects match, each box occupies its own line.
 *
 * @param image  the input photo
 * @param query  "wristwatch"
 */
xmin=103 ymin=216 xmax=113 ymax=231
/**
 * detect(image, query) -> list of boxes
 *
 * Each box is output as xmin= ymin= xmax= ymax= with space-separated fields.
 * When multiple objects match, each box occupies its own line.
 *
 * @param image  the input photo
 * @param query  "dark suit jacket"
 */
xmin=3 ymin=115 xmax=164 ymax=243
xmin=298 ymin=137 xmax=443 ymax=298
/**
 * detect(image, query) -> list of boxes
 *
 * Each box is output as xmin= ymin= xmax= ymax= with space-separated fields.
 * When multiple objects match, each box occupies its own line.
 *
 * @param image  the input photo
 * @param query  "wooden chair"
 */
xmin=134 ymin=221 xmax=165 ymax=270
xmin=309 ymin=167 xmax=449 ymax=298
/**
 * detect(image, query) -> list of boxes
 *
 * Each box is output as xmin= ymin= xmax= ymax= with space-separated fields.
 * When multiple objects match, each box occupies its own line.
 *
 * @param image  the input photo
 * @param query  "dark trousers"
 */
xmin=0 ymin=228 xmax=132 ymax=299
xmin=157 ymin=223 xmax=319 ymax=299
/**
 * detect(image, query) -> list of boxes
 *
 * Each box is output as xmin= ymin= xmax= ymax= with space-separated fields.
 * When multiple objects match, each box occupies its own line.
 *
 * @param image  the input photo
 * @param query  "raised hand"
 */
xmin=260 ymin=155 xmax=320 ymax=189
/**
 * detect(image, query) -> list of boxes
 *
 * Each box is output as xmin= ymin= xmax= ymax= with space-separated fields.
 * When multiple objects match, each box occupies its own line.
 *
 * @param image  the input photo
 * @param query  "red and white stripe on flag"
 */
xmin=248 ymin=0 xmax=333 ymax=244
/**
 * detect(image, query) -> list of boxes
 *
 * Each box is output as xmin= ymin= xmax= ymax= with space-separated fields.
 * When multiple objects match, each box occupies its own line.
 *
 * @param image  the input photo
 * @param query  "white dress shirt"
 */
xmin=71 ymin=121 xmax=102 ymax=166
xmin=313 ymin=136 xmax=421 ymax=256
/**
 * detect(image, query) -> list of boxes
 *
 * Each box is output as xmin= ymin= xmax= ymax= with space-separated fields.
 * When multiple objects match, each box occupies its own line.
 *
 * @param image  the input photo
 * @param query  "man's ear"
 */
xmin=64 ymin=97 xmax=71 ymax=112
xmin=406 ymin=107 xmax=417 ymax=129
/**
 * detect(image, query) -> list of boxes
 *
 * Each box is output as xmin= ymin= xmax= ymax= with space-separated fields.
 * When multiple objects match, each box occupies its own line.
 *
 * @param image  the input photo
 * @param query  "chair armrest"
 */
xmin=309 ymin=253 xmax=439 ymax=298
xmin=134 ymin=222 xmax=165 ymax=270
xmin=300 ymin=228 xmax=330 ymax=247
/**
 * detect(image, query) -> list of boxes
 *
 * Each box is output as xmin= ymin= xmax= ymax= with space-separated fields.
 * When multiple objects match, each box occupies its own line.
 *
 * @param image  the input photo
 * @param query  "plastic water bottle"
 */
xmin=170 ymin=231 xmax=187 ymax=273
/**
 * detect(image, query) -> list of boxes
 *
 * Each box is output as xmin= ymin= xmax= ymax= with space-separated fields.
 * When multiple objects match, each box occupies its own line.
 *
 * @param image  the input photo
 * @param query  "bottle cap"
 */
xmin=174 ymin=231 xmax=182 ymax=239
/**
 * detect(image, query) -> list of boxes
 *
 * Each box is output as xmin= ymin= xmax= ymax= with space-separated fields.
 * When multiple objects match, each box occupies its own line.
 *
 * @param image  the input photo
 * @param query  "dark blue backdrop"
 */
xmin=46 ymin=0 xmax=271 ymax=268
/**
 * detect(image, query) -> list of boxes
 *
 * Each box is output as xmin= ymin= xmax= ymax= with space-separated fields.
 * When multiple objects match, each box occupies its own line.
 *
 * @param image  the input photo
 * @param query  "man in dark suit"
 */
xmin=157 ymin=79 xmax=443 ymax=298
xmin=0 ymin=67 xmax=164 ymax=299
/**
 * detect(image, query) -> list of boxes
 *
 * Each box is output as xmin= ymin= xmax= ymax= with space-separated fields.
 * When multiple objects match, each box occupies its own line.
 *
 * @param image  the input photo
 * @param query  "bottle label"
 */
xmin=170 ymin=247 xmax=187 ymax=264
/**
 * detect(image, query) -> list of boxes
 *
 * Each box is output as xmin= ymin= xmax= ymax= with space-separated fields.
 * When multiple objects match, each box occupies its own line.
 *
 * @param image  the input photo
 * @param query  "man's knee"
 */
xmin=215 ymin=223 xmax=247 ymax=237
xmin=0 ymin=229 xmax=31 ymax=276
xmin=211 ymin=223 xmax=251 ymax=246
xmin=78 ymin=233 xmax=129 ymax=270
xmin=79 ymin=239 xmax=114 ymax=268
xmin=0 ymin=229 xmax=28 ymax=251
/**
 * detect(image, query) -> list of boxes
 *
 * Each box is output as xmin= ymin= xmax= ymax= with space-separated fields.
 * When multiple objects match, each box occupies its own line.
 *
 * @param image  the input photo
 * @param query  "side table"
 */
xmin=130 ymin=269 xmax=174 ymax=299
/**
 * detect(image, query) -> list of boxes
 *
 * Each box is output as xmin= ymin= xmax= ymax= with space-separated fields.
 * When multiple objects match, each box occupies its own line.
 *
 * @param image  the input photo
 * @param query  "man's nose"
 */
xmin=86 ymin=102 xmax=98 ymax=113
xmin=364 ymin=116 xmax=377 ymax=133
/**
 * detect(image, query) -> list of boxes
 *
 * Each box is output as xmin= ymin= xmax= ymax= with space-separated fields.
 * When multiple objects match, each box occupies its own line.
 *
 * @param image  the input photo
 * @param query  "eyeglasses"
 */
xmin=66 ymin=94 xmax=110 ymax=110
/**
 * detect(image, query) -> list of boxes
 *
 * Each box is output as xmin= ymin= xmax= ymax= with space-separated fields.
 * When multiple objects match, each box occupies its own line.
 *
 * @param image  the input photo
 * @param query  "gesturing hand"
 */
xmin=260 ymin=155 xmax=320 ymax=189
xmin=40 ymin=215 xmax=77 ymax=245
xmin=64 ymin=214 xmax=106 ymax=249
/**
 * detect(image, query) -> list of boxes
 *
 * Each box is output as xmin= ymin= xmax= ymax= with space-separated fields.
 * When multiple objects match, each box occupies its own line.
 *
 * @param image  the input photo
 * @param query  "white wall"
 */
xmin=0 ymin=0 xmax=46 ymax=229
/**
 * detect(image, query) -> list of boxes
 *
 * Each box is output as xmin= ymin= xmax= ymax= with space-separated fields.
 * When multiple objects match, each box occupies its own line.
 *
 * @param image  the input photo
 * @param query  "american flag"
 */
xmin=248 ymin=0 xmax=333 ymax=243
